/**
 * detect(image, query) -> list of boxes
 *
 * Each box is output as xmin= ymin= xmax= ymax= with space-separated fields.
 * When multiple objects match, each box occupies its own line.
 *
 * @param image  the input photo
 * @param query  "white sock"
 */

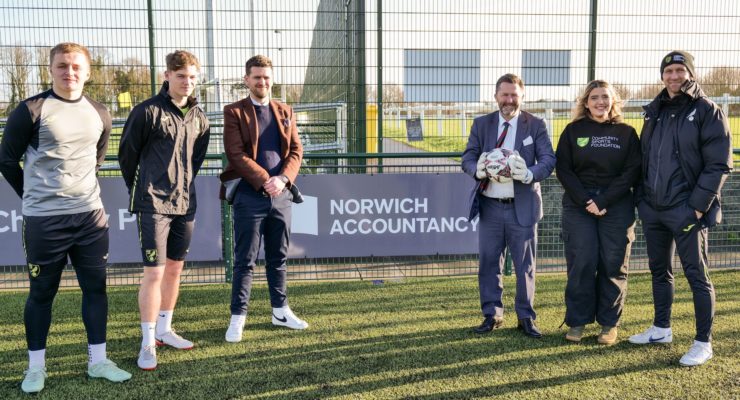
xmin=156 ymin=310 xmax=173 ymax=336
xmin=230 ymin=314 xmax=246 ymax=327
xmin=141 ymin=322 xmax=156 ymax=347
xmin=88 ymin=343 xmax=106 ymax=366
xmin=28 ymin=349 xmax=46 ymax=369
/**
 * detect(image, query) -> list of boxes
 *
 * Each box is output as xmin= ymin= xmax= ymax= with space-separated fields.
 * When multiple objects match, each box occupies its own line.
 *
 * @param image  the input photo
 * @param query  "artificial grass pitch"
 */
xmin=0 ymin=270 xmax=738 ymax=399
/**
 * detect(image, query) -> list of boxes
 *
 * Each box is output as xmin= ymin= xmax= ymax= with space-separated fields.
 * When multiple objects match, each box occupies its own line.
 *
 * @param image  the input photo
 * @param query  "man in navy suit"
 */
xmin=461 ymin=73 xmax=556 ymax=338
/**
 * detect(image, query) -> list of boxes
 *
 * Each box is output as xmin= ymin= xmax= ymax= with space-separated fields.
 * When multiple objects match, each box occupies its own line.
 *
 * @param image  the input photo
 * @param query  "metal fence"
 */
xmin=1 ymin=1 xmax=739 ymax=288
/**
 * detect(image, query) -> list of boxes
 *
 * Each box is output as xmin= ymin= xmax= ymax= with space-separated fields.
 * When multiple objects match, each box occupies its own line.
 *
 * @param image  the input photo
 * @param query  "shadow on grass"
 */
xmin=405 ymin=359 xmax=675 ymax=400
xmin=0 ymin=270 xmax=736 ymax=399
xmin=148 ymin=332 xmax=678 ymax=400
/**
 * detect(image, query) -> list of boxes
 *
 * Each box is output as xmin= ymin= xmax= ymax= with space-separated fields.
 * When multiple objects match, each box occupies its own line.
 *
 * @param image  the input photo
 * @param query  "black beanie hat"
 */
xmin=660 ymin=50 xmax=695 ymax=78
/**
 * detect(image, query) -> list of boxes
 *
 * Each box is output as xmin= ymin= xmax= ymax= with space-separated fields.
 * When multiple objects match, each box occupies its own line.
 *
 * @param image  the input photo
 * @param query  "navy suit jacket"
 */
xmin=461 ymin=110 xmax=556 ymax=226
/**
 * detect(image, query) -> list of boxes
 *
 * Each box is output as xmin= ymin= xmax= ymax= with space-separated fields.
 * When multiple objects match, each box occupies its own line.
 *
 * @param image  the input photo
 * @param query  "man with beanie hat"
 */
xmin=660 ymin=50 xmax=696 ymax=79
xmin=629 ymin=50 xmax=732 ymax=367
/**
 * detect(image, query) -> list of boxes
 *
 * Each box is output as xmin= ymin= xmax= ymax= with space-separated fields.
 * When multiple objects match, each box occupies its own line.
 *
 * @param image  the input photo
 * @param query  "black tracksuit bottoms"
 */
xmin=561 ymin=194 xmax=636 ymax=327
xmin=637 ymin=200 xmax=715 ymax=343
xmin=23 ymin=209 xmax=110 ymax=350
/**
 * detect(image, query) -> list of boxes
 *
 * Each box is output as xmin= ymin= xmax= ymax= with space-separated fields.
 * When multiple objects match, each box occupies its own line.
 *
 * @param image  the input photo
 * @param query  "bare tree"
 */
xmin=383 ymin=84 xmax=404 ymax=105
xmin=86 ymin=48 xmax=116 ymax=106
xmin=700 ymin=66 xmax=740 ymax=113
xmin=284 ymin=84 xmax=303 ymax=103
xmin=632 ymin=81 xmax=664 ymax=100
xmin=610 ymin=82 xmax=633 ymax=102
xmin=112 ymin=57 xmax=152 ymax=109
xmin=36 ymin=47 xmax=51 ymax=92
xmin=2 ymin=46 xmax=33 ymax=115
xmin=699 ymin=67 xmax=740 ymax=97
xmin=366 ymin=83 xmax=404 ymax=105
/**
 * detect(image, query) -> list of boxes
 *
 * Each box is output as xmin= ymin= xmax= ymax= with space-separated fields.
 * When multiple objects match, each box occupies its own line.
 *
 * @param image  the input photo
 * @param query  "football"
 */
xmin=484 ymin=148 xmax=513 ymax=183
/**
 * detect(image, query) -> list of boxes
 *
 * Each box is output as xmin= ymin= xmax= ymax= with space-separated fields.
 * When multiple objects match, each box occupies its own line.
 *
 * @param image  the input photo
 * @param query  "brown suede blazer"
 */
xmin=219 ymin=98 xmax=303 ymax=198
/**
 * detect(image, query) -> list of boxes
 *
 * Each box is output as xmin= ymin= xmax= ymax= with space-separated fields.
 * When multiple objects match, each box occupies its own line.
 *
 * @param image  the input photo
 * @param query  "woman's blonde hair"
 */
xmin=571 ymin=80 xmax=624 ymax=123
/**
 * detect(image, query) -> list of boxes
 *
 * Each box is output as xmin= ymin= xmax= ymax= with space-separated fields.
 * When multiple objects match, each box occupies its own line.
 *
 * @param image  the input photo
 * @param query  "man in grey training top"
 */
xmin=0 ymin=42 xmax=131 ymax=394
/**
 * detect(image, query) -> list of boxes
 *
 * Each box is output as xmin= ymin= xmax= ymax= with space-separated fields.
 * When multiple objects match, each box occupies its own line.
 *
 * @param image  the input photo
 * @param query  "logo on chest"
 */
xmin=589 ymin=136 xmax=621 ymax=150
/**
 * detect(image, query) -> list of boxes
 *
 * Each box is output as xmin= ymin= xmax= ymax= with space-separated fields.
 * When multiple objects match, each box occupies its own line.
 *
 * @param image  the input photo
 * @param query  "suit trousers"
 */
xmin=561 ymin=194 xmax=635 ymax=327
xmin=637 ymin=200 xmax=715 ymax=342
xmin=230 ymin=182 xmax=293 ymax=315
xmin=478 ymin=196 xmax=537 ymax=320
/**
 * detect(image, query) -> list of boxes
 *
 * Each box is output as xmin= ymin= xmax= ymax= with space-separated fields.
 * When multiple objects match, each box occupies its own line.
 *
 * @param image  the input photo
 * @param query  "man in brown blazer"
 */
xmin=220 ymin=55 xmax=305 ymax=343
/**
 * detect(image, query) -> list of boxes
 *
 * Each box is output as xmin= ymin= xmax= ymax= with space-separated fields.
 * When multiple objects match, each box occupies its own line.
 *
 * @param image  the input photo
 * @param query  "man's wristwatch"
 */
xmin=278 ymin=175 xmax=289 ymax=184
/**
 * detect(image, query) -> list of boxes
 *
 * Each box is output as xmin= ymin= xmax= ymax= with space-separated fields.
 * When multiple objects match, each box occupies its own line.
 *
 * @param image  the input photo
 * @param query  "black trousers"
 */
xmin=561 ymin=195 xmax=635 ymax=327
xmin=23 ymin=209 xmax=109 ymax=350
xmin=637 ymin=200 xmax=715 ymax=342
xmin=230 ymin=182 xmax=293 ymax=316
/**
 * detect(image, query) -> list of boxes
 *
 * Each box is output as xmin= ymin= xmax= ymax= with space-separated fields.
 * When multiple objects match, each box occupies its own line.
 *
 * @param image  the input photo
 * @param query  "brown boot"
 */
xmin=565 ymin=326 xmax=585 ymax=342
xmin=597 ymin=325 xmax=618 ymax=345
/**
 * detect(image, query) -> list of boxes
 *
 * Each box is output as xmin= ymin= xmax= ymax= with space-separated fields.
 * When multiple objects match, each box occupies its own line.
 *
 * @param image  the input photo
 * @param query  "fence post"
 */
xmin=723 ymin=93 xmax=730 ymax=116
xmin=146 ymin=0 xmax=157 ymax=97
xmin=376 ymin=0 xmax=383 ymax=172
xmin=504 ymin=249 xmax=512 ymax=276
xmin=460 ymin=104 xmax=467 ymax=138
xmin=221 ymin=154 xmax=234 ymax=283
xmin=587 ymin=0 xmax=598 ymax=83
xmin=437 ymin=105 xmax=443 ymax=137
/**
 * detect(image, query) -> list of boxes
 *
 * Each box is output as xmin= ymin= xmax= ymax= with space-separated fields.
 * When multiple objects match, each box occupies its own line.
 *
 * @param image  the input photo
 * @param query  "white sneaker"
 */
xmin=137 ymin=345 xmax=157 ymax=371
xmin=272 ymin=306 xmax=309 ymax=330
xmin=679 ymin=341 xmax=713 ymax=366
xmin=628 ymin=325 xmax=673 ymax=344
xmin=225 ymin=317 xmax=245 ymax=343
xmin=156 ymin=330 xmax=194 ymax=350
xmin=21 ymin=365 xmax=47 ymax=393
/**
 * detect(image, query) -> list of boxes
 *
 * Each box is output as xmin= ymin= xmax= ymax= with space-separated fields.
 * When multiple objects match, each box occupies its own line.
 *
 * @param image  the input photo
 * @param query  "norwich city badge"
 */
xmin=145 ymin=249 xmax=158 ymax=263
xmin=28 ymin=263 xmax=40 ymax=278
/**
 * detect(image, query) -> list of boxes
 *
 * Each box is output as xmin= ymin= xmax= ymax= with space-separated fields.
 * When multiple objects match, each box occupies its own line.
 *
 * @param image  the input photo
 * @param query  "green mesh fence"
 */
xmin=1 ymin=1 xmax=739 ymax=288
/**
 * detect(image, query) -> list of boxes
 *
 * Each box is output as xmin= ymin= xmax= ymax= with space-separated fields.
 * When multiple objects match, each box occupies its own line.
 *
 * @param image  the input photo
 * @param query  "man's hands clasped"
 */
xmin=263 ymin=176 xmax=287 ymax=197
xmin=586 ymin=199 xmax=607 ymax=217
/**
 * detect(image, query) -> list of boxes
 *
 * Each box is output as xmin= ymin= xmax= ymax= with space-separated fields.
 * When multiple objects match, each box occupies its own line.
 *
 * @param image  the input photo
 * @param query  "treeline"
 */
xmin=1 ymin=46 xmax=153 ymax=117
xmin=3 ymin=46 xmax=740 ymax=117
xmin=607 ymin=68 xmax=740 ymax=110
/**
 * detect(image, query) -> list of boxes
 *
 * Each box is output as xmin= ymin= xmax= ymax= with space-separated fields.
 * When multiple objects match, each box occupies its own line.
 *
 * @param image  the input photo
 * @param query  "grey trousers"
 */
xmin=478 ymin=197 xmax=537 ymax=320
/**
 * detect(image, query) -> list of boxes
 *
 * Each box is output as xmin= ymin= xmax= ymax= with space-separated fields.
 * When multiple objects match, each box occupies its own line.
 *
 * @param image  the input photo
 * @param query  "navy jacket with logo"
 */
xmin=118 ymin=82 xmax=211 ymax=215
xmin=638 ymin=81 xmax=732 ymax=227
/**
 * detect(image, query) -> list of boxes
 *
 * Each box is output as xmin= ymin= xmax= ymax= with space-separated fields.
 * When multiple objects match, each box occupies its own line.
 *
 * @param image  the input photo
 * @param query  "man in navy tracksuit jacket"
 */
xmin=628 ymin=51 xmax=732 ymax=367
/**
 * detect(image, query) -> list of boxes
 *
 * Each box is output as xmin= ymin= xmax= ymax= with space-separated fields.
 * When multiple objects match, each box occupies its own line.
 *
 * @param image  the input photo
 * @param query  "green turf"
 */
xmin=0 ymin=270 xmax=738 ymax=399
